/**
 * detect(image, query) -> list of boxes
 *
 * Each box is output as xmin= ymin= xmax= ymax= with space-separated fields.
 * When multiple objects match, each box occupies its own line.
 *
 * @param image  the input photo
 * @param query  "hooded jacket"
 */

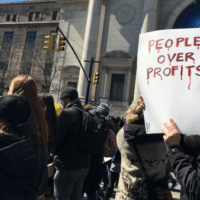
xmin=54 ymin=98 xmax=91 ymax=170
xmin=115 ymin=123 xmax=168 ymax=200
xmin=0 ymin=136 xmax=46 ymax=200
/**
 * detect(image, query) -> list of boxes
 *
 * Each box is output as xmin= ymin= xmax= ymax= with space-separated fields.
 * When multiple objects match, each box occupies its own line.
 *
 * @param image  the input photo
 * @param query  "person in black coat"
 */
xmin=0 ymin=94 xmax=47 ymax=200
xmin=162 ymin=118 xmax=200 ymax=200
xmin=82 ymin=109 xmax=109 ymax=200
xmin=53 ymin=87 xmax=90 ymax=200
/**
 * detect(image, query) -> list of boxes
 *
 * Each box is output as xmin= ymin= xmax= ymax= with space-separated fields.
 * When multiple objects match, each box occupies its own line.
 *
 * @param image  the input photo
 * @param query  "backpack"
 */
xmin=73 ymin=108 xmax=109 ymax=155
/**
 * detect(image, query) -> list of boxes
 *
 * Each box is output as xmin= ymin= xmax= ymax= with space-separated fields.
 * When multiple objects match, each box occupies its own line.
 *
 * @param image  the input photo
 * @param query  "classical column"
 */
xmin=77 ymin=0 xmax=103 ymax=101
xmin=125 ymin=68 xmax=132 ymax=101
xmin=103 ymin=69 xmax=109 ymax=98
xmin=133 ymin=0 xmax=159 ymax=101
xmin=99 ymin=66 xmax=106 ymax=97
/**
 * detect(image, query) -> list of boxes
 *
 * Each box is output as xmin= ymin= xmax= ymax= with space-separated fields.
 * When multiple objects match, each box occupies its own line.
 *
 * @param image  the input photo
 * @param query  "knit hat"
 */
xmin=0 ymin=94 xmax=31 ymax=127
xmin=60 ymin=87 xmax=78 ymax=101
xmin=97 ymin=103 xmax=110 ymax=116
xmin=90 ymin=109 xmax=101 ymax=119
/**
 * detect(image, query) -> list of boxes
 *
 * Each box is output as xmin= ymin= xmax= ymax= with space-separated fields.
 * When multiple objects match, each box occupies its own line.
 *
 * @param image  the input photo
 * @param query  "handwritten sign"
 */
xmin=137 ymin=28 xmax=200 ymax=135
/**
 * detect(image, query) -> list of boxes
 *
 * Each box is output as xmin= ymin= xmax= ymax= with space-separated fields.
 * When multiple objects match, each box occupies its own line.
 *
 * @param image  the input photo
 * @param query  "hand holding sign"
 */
xmin=161 ymin=118 xmax=181 ymax=147
xmin=137 ymin=28 xmax=200 ymax=135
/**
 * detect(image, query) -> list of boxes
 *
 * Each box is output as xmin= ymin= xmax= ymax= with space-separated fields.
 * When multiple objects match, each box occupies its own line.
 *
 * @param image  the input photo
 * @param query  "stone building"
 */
xmin=0 ymin=0 xmax=60 ymax=94
xmin=52 ymin=0 xmax=199 ymax=116
xmin=0 ymin=0 xmax=199 ymax=116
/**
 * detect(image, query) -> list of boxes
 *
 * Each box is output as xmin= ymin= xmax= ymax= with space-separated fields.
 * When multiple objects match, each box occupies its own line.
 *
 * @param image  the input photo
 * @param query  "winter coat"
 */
xmin=168 ymin=134 xmax=200 ymax=200
xmin=82 ymin=118 xmax=111 ymax=194
xmin=82 ymin=153 xmax=103 ymax=193
xmin=115 ymin=126 xmax=168 ymax=200
xmin=0 ymin=136 xmax=46 ymax=200
xmin=54 ymin=98 xmax=91 ymax=170
xmin=105 ymin=119 xmax=118 ymax=134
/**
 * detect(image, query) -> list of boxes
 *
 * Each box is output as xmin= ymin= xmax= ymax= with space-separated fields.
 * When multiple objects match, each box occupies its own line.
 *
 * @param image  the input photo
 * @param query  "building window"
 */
xmin=20 ymin=64 xmax=31 ymax=75
xmin=109 ymin=74 xmax=125 ymax=101
xmin=29 ymin=12 xmax=34 ymax=21
xmin=68 ymin=82 xmax=77 ymax=89
xmin=0 ymin=62 xmax=8 ymax=72
xmin=13 ymin=15 xmax=17 ymax=22
xmin=3 ymin=32 xmax=14 ymax=50
xmin=35 ymin=12 xmax=40 ymax=21
xmin=6 ymin=14 xmax=11 ymax=21
xmin=44 ymin=63 xmax=53 ymax=76
xmin=25 ymin=32 xmax=37 ymax=50
xmin=52 ymin=11 xmax=57 ymax=20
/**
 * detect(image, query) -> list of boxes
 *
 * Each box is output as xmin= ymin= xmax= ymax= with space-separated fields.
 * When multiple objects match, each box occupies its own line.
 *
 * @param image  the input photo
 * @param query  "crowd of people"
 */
xmin=0 ymin=74 xmax=200 ymax=200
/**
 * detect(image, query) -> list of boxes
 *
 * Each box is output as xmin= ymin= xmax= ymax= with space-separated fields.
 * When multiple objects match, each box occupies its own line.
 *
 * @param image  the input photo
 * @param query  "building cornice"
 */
xmin=0 ymin=0 xmax=56 ymax=6
xmin=56 ymin=0 xmax=88 ymax=5
xmin=0 ymin=21 xmax=59 ymax=28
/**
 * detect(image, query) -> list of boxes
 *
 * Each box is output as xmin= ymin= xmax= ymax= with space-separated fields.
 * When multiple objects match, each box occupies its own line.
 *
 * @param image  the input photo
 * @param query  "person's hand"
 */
xmin=139 ymin=95 xmax=145 ymax=108
xmin=161 ymin=118 xmax=181 ymax=147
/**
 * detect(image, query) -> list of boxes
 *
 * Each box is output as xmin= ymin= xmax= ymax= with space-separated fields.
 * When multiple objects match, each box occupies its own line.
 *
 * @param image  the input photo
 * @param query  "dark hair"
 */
xmin=0 ymin=120 xmax=39 ymax=145
xmin=39 ymin=94 xmax=58 ymax=152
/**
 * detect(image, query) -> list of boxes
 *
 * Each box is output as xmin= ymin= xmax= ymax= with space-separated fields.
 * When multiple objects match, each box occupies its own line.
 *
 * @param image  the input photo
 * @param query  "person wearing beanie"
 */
xmin=97 ymin=103 xmax=117 ymax=134
xmin=54 ymin=87 xmax=90 ymax=200
xmin=59 ymin=87 xmax=78 ymax=109
xmin=97 ymin=103 xmax=118 ymax=193
xmin=97 ymin=103 xmax=110 ymax=117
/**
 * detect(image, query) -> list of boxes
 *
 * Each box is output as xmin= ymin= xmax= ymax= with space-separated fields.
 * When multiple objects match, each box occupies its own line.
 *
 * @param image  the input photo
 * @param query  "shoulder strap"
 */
xmin=132 ymin=143 xmax=149 ymax=179
xmin=70 ymin=107 xmax=84 ymax=113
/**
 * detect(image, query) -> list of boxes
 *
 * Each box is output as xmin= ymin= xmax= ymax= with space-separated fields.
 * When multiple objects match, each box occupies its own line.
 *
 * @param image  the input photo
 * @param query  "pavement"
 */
xmin=83 ymin=173 xmax=181 ymax=200
xmin=82 ymin=178 xmax=181 ymax=200
xmin=52 ymin=173 xmax=181 ymax=200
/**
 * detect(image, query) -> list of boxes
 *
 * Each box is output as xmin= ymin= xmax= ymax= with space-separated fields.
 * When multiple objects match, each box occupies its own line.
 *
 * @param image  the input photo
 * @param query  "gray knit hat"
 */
xmin=97 ymin=103 xmax=110 ymax=116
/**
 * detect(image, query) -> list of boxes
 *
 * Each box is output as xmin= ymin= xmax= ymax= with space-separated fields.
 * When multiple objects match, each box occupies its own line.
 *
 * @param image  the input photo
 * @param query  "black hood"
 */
xmin=124 ymin=121 xmax=163 ymax=144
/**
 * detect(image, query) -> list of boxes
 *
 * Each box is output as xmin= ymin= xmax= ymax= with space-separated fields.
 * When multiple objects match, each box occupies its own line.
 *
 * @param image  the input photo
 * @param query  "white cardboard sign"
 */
xmin=137 ymin=28 xmax=200 ymax=135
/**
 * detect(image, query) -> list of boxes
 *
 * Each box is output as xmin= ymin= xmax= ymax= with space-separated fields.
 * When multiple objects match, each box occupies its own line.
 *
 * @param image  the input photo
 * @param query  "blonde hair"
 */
xmin=126 ymin=101 xmax=144 ymax=125
xmin=9 ymin=75 xmax=49 ymax=144
xmin=84 ymin=104 xmax=96 ymax=112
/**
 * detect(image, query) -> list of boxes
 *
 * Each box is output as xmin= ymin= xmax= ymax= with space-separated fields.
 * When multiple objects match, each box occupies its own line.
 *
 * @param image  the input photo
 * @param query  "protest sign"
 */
xmin=137 ymin=28 xmax=200 ymax=135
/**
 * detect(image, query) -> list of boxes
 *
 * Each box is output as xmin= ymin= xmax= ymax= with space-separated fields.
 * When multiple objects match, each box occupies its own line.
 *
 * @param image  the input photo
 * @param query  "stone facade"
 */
xmin=0 ymin=0 xmax=60 ymax=94
xmin=53 ymin=0 xmax=197 ymax=116
xmin=0 ymin=0 xmax=197 ymax=116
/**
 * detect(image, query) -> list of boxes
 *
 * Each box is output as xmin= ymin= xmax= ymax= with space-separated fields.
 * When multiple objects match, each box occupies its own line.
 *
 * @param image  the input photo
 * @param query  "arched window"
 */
xmin=174 ymin=2 xmax=200 ymax=28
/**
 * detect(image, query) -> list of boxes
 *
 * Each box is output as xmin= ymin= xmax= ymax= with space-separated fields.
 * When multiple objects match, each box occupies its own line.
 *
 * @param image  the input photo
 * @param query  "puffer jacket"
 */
xmin=0 ymin=136 xmax=46 ymax=200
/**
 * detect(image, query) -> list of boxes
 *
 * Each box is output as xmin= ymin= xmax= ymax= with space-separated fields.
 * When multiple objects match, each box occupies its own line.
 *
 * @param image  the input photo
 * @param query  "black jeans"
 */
xmin=104 ymin=171 xmax=119 ymax=200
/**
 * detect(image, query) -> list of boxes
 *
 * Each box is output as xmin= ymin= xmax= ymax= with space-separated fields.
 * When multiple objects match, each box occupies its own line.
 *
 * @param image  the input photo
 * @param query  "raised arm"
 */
xmin=162 ymin=119 xmax=200 ymax=200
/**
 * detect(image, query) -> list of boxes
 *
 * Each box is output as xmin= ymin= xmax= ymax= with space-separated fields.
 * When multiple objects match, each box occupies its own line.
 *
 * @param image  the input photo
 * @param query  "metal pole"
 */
xmin=55 ymin=25 xmax=89 ymax=82
xmin=85 ymin=58 xmax=94 ymax=105
xmin=55 ymin=25 xmax=101 ymax=104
